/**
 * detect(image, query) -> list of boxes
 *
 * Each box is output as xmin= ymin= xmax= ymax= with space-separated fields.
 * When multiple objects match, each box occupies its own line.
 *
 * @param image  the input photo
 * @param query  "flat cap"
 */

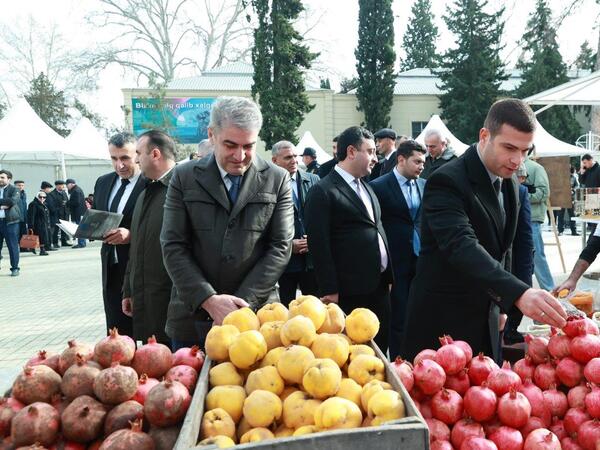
xmin=40 ymin=181 xmax=53 ymax=189
xmin=301 ymin=147 xmax=317 ymax=158
xmin=374 ymin=128 xmax=397 ymax=140
xmin=66 ymin=178 xmax=76 ymax=184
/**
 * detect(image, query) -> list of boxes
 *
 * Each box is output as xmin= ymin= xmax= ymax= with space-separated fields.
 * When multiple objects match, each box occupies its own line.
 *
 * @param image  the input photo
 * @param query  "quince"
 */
xmin=197 ymin=435 xmax=235 ymax=448
xmin=239 ymin=427 xmax=274 ymax=443
xmin=348 ymin=354 xmax=385 ymax=386
xmin=311 ymin=333 xmax=350 ymax=367
xmin=257 ymin=303 xmax=289 ymax=324
xmin=222 ymin=307 xmax=260 ymax=332
xmin=280 ymin=315 xmax=316 ymax=347
xmin=360 ymin=380 xmax=392 ymax=412
xmin=209 ymin=362 xmax=243 ymax=387
xmin=293 ymin=425 xmax=320 ymax=436
xmin=302 ymin=358 xmax=342 ymax=399
xmin=282 ymin=390 xmax=322 ymax=429
xmin=228 ymin=330 xmax=267 ymax=369
xmin=345 ymin=308 xmax=380 ymax=344
xmin=349 ymin=344 xmax=375 ymax=361
xmin=314 ymin=396 xmax=362 ymax=430
xmin=200 ymin=408 xmax=236 ymax=440
xmin=205 ymin=385 xmax=246 ymax=423
xmin=259 ymin=321 xmax=284 ymax=350
xmin=336 ymin=377 xmax=362 ymax=408
xmin=260 ymin=347 xmax=286 ymax=368
xmin=277 ymin=345 xmax=314 ymax=384
xmin=205 ymin=325 xmax=240 ymax=362
xmin=318 ymin=303 xmax=345 ymax=334
xmin=242 ymin=389 xmax=282 ymax=428
xmin=289 ymin=295 xmax=327 ymax=329
xmin=367 ymin=389 xmax=405 ymax=425
xmin=245 ymin=365 xmax=285 ymax=396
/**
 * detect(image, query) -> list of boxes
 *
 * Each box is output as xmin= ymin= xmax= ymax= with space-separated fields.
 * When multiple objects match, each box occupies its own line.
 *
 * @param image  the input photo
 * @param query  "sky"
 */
xmin=0 ymin=0 xmax=598 ymax=129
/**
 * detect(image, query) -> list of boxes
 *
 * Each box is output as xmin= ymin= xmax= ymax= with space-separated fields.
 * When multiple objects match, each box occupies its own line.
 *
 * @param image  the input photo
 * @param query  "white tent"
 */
xmin=524 ymin=70 xmax=600 ymax=110
xmin=296 ymin=131 xmax=333 ymax=163
xmin=65 ymin=118 xmax=110 ymax=160
xmin=533 ymin=119 xmax=593 ymax=158
xmin=415 ymin=115 xmax=470 ymax=156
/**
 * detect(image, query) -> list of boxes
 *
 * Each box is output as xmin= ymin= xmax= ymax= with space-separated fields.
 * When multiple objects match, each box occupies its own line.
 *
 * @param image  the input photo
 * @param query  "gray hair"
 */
xmin=109 ymin=131 xmax=136 ymax=148
xmin=424 ymin=129 xmax=446 ymax=143
xmin=271 ymin=140 xmax=295 ymax=156
xmin=209 ymin=96 xmax=263 ymax=133
xmin=197 ymin=139 xmax=213 ymax=157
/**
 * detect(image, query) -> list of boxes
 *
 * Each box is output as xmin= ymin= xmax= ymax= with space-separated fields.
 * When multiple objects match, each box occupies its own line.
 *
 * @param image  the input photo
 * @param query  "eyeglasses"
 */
xmin=38 ymin=195 xmax=46 ymax=198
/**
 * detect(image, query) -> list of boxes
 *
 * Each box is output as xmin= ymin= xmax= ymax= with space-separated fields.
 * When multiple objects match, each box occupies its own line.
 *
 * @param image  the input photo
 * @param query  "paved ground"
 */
xmin=0 ymin=225 xmax=599 ymax=393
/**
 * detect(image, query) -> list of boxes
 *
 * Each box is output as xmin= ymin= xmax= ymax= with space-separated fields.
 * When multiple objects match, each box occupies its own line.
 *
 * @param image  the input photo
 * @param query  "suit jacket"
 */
xmin=18 ymin=191 xmax=27 ymax=222
xmin=0 ymin=185 xmax=21 ymax=224
xmin=93 ymin=172 xmax=149 ymax=292
xmin=370 ymin=171 xmax=425 ymax=277
xmin=402 ymin=145 xmax=529 ymax=361
xmin=511 ymin=185 xmax=534 ymax=286
xmin=161 ymin=155 xmax=294 ymax=341
xmin=67 ymin=186 xmax=87 ymax=220
xmin=317 ymin=157 xmax=337 ymax=178
xmin=304 ymin=169 xmax=393 ymax=298
xmin=370 ymin=152 xmax=397 ymax=181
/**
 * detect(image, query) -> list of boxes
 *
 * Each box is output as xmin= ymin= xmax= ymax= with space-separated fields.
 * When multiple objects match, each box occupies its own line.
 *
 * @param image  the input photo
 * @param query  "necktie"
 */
xmin=406 ymin=180 xmax=421 ymax=255
xmin=354 ymin=179 xmax=388 ymax=271
xmin=493 ymin=178 xmax=506 ymax=227
xmin=290 ymin=178 xmax=300 ymax=210
xmin=109 ymin=179 xmax=130 ymax=213
xmin=227 ymin=174 xmax=242 ymax=204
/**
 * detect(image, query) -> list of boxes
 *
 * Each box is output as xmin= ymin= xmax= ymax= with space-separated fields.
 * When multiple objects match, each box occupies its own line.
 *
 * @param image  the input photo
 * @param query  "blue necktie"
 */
xmin=406 ymin=180 xmax=421 ymax=255
xmin=227 ymin=174 xmax=241 ymax=204
xmin=290 ymin=178 xmax=300 ymax=210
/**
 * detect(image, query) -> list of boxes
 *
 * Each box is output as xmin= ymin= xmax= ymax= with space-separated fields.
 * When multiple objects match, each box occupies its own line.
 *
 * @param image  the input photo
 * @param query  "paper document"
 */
xmin=57 ymin=209 xmax=123 ymax=240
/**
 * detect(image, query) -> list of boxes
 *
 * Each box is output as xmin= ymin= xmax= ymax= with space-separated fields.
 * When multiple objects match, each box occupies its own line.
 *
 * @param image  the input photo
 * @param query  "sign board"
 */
xmin=537 ymin=156 xmax=572 ymax=209
xmin=132 ymin=97 xmax=215 ymax=144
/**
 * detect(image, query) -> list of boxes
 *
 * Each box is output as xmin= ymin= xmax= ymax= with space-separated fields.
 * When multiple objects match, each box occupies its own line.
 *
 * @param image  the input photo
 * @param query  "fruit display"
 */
xmin=416 ymin=316 xmax=600 ymax=450
xmin=0 ymin=329 xmax=204 ymax=449
xmin=195 ymin=296 xmax=420 ymax=448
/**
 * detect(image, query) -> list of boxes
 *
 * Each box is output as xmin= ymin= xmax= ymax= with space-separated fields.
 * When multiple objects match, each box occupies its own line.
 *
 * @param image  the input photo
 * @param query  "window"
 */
xmin=411 ymin=121 xmax=428 ymax=138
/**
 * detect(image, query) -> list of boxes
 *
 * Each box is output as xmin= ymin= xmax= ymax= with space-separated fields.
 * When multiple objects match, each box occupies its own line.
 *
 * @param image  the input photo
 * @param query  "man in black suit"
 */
xmin=93 ymin=132 xmax=148 ymax=337
xmin=301 ymin=147 xmax=320 ymax=176
xmin=305 ymin=126 xmax=392 ymax=352
xmin=317 ymin=135 xmax=339 ymax=178
xmin=370 ymin=128 xmax=397 ymax=181
xmin=401 ymin=99 xmax=567 ymax=362
xmin=48 ymin=181 xmax=70 ymax=248
xmin=272 ymin=141 xmax=320 ymax=306
xmin=66 ymin=178 xmax=87 ymax=248
xmin=370 ymin=140 xmax=427 ymax=358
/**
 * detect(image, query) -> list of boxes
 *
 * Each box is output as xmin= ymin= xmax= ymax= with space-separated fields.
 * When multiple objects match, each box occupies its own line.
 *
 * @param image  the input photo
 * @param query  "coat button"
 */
xmin=228 ymin=219 xmax=236 ymax=229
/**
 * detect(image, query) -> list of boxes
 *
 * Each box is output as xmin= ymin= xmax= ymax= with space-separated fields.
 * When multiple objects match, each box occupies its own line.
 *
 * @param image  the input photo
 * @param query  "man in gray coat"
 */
xmin=161 ymin=96 xmax=294 ymax=349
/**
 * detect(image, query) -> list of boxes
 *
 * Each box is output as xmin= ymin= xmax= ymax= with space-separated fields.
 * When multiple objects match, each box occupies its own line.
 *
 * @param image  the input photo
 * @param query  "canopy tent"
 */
xmin=524 ymin=70 xmax=600 ymax=111
xmin=415 ymin=114 xmax=470 ymax=156
xmin=296 ymin=131 xmax=333 ymax=164
xmin=65 ymin=118 xmax=110 ymax=160
xmin=532 ymin=119 xmax=594 ymax=158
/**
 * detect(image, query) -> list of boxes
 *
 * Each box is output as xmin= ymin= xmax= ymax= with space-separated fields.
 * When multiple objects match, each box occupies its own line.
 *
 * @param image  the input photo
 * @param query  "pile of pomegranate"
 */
xmin=392 ymin=316 xmax=600 ymax=450
xmin=0 ymin=329 xmax=205 ymax=450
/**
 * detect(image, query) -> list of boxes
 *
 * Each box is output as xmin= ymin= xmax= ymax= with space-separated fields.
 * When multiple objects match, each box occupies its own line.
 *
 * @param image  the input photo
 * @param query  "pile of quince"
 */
xmin=197 ymin=295 xmax=406 ymax=448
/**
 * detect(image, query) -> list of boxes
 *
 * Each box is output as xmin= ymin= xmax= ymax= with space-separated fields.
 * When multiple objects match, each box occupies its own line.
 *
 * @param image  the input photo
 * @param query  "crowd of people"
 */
xmin=3 ymin=95 xmax=600 ymax=362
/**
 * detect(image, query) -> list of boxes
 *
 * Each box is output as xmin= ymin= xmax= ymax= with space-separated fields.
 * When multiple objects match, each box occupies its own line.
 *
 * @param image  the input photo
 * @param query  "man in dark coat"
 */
xmin=27 ymin=191 xmax=51 ymax=255
xmin=401 ymin=99 xmax=567 ymax=362
xmin=579 ymin=154 xmax=600 ymax=188
xmin=14 ymin=180 xmax=28 ymax=245
xmin=47 ymin=181 xmax=70 ymax=248
xmin=67 ymin=179 xmax=87 ymax=248
xmin=0 ymin=170 xmax=21 ymax=276
xmin=161 ymin=97 xmax=293 ymax=350
xmin=301 ymin=147 xmax=320 ymax=176
xmin=93 ymin=132 xmax=149 ymax=337
xmin=122 ymin=130 xmax=176 ymax=346
xmin=318 ymin=136 xmax=339 ymax=178
xmin=370 ymin=128 xmax=397 ymax=181
xmin=304 ymin=126 xmax=393 ymax=352
xmin=370 ymin=139 xmax=427 ymax=358
xmin=272 ymin=141 xmax=320 ymax=306
xmin=421 ymin=129 xmax=457 ymax=179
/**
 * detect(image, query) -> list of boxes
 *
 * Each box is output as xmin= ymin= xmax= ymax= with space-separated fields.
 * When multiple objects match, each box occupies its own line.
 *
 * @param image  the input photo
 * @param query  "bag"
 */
xmin=20 ymin=230 xmax=40 ymax=249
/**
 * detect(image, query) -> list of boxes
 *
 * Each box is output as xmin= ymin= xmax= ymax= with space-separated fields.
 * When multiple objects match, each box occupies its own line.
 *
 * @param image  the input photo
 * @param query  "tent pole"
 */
xmin=60 ymin=152 xmax=67 ymax=180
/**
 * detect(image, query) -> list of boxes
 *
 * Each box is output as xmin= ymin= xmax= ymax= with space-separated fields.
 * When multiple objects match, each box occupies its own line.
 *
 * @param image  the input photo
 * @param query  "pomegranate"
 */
xmin=487 ymin=361 xmax=522 ymax=396
xmin=584 ymin=357 xmax=600 ymax=384
xmin=431 ymin=441 xmax=453 ymax=450
xmin=87 ymin=440 xmax=103 ymax=450
xmin=445 ymin=368 xmax=470 ymax=396
xmin=549 ymin=416 xmax=567 ymax=440
xmin=520 ymin=416 xmax=547 ymax=440
xmin=148 ymin=425 xmax=180 ymax=450
xmin=436 ymin=337 xmax=467 ymax=375
xmin=94 ymin=328 xmax=135 ymax=368
xmin=463 ymin=385 xmax=497 ymax=422
xmin=172 ymin=346 xmax=204 ymax=371
xmin=12 ymin=365 xmax=61 ymax=405
xmin=419 ymin=397 xmax=433 ymax=419
xmin=533 ymin=361 xmax=559 ymax=390
xmin=570 ymin=333 xmax=600 ymax=364
xmin=519 ymin=378 xmax=546 ymax=419
xmin=164 ymin=365 xmax=198 ymax=393
xmin=514 ymin=356 xmax=536 ymax=382
xmin=526 ymin=335 xmax=550 ymax=364
xmin=426 ymin=418 xmax=450 ymax=443
xmin=564 ymin=407 xmax=591 ymax=435
xmin=498 ymin=389 xmax=531 ymax=428
xmin=585 ymin=384 xmax=600 ymax=419
xmin=131 ymin=374 xmax=159 ymax=406
xmin=93 ymin=363 xmax=138 ymax=405
xmin=450 ymin=418 xmax=485 ymax=448
xmin=98 ymin=419 xmax=153 ymax=450
xmin=561 ymin=437 xmax=584 ymax=450
xmin=410 ymin=386 xmax=427 ymax=402
xmin=0 ymin=401 xmax=16 ymax=438
xmin=431 ymin=388 xmax=463 ymax=425
xmin=58 ymin=340 xmax=94 ymax=375
xmin=10 ymin=402 xmax=60 ymax=447
xmin=488 ymin=426 xmax=524 ymax=450
xmin=460 ymin=437 xmax=498 ymax=450
xmin=131 ymin=336 xmax=172 ymax=378
xmin=548 ymin=328 xmax=571 ymax=359
xmin=391 ymin=358 xmax=414 ymax=392
xmin=104 ymin=400 xmax=144 ymax=436
xmin=26 ymin=350 xmax=60 ymax=373
xmin=452 ymin=340 xmax=474 ymax=362
xmin=414 ymin=348 xmax=437 ymax=365
xmin=482 ymin=416 xmax=503 ymax=436
xmin=568 ymin=383 xmax=590 ymax=408
xmin=543 ymin=385 xmax=568 ymax=418
xmin=564 ymin=316 xmax=588 ymax=338
xmin=413 ymin=359 xmax=446 ymax=395
xmin=49 ymin=394 xmax=69 ymax=416
xmin=523 ymin=429 xmax=561 ymax=450
xmin=61 ymin=396 xmax=107 ymax=443
xmin=143 ymin=380 xmax=191 ymax=427
xmin=577 ymin=419 xmax=600 ymax=450
xmin=60 ymin=355 xmax=101 ymax=400
xmin=468 ymin=353 xmax=498 ymax=386
xmin=556 ymin=357 xmax=584 ymax=387
xmin=49 ymin=438 xmax=87 ymax=449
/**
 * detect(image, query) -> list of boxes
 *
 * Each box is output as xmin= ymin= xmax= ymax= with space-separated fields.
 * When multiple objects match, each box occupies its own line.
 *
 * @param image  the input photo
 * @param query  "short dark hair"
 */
xmin=582 ymin=153 xmax=593 ymax=161
xmin=108 ymin=131 xmax=136 ymax=148
xmin=138 ymin=129 xmax=176 ymax=161
xmin=336 ymin=126 xmax=374 ymax=161
xmin=484 ymin=98 xmax=536 ymax=137
xmin=396 ymin=140 xmax=426 ymax=159
xmin=332 ymin=135 xmax=339 ymax=143
xmin=14 ymin=180 xmax=24 ymax=184
xmin=0 ymin=170 xmax=12 ymax=179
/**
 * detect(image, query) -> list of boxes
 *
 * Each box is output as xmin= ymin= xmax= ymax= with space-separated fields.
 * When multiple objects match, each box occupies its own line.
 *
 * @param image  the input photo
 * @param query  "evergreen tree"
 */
xmin=319 ymin=78 xmax=331 ymax=89
xmin=437 ymin=0 xmax=507 ymax=143
xmin=0 ymin=101 xmax=6 ymax=120
xmin=400 ymin=0 xmax=438 ymax=71
xmin=73 ymin=99 xmax=106 ymax=130
xmin=355 ymin=0 xmax=396 ymax=132
xmin=516 ymin=0 xmax=580 ymax=143
xmin=339 ymin=76 xmax=359 ymax=94
xmin=573 ymin=41 xmax=597 ymax=70
xmin=249 ymin=0 xmax=317 ymax=148
xmin=25 ymin=73 xmax=70 ymax=137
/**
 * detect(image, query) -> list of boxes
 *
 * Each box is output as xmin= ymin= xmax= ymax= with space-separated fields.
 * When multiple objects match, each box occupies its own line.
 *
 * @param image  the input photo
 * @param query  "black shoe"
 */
xmin=10 ymin=269 xmax=19 ymax=277
xmin=72 ymin=244 xmax=85 ymax=249
xmin=503 ymin=329 xmax=525 ymax=345
xmin=572 ymin=232 xmax=580 ymax=236
xmin=40 ymin=250 xmax=49 ymax=256
xmin=47 ymin=247 xmax=58 ymax=251
xmin=32 ymin=249 xmax=37 ymax=255
xmin=558 ymin=232 xmax=563 ymax=236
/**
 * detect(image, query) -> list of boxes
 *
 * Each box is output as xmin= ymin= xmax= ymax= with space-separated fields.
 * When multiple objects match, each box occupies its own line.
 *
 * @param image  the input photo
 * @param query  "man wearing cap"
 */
xmin=421 ymin=129 xmax=457 ymax=179
xmin=301 ymin=147 xmax=320 ymax=175
xmin=38 ymin=182 xmax=58 ymax=251
xmin=13 ymin=180 xmax=28 ymax=246
xmin=67 ymin=179 xmax=87 ymax=248
xmin=47 ymin=180 xmax=70 ymax=248
xmin=370 ymin=128 xmax=397 ymax=181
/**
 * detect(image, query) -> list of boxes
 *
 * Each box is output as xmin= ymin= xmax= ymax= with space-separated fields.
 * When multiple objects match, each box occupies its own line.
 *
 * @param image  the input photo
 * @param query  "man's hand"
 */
xmin=515 ymin=288 xmax=568 ymax=328
xmin=292 ymin=238 xmax=308 ymax=254
xmin=552 ymin=278 xmax=577 ymax=298
xmin=103 ymin=228 xmax=131 ymax=245
xmin=321 ymin=293 xmax=339 ymax=304
xmin=122 ymin=297 xmax=133 ymax=317
xmin=202 ymin=294 xmax=249 ymax=325
xmin=499 ymin=313 xmax=507 ymax=332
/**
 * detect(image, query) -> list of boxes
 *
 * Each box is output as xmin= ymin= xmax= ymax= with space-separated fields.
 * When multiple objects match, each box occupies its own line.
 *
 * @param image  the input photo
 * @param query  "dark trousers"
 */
xmin=557 ymin=208 xmax=577 ymax=234
xmin=104 ymin=262 xmax=132 ymax=337
xmin=73 ymin=217 xmax=86 ymax=247
xmin=278 ymin=270 xmax=319 ymax=307
xmin=339 ymin=278 xmax=391 ymax=354
xmin=52 ymin=224 xmax=69 ymax=246
xmin=18 ymin=222 xmax=27 ymax=243
xmin=0 ymin=220 xmax=20 ymax=270
xmin=389 ymin=257 xmax=417 ymax=360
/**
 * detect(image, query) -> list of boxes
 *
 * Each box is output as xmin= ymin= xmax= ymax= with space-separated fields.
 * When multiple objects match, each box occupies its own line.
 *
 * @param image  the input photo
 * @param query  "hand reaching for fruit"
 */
xmin=515 ymin=288 xmax=567 ymax=329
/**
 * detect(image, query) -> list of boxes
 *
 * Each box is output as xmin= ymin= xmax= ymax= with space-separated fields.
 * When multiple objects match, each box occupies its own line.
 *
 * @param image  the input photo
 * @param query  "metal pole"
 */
xmin=60 ymin=152 xmax=67 ymax=180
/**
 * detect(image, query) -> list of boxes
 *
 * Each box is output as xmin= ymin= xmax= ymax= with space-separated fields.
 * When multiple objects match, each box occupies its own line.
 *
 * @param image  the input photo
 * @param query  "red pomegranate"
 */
xmin=58 ymin=340 xmax=94 ymax=375
xmin=164 ymin=365 xmax=198 ymax=393
xmin=564 ymin=407 xmax=591 ymax=435
xmin=570 ymin=332 xmax=600 ymax=364
xmin=98 ymin=419 xmax=154 ymax=450
xmin=12 ymin=365 xmax=61 ymax=405
xmin=131 ymin=336 xmax=173 ymax=379
xmin=94 ymin=328 xmax=136 ymax=368
xmin=426 ymin=418 xmax=450 ymax=443
xmin=104 ymin=400 xmax=144 ymax=437
xmin=60 ymin=396 xmax=107 ymax=443
xmin=391 ymin=357 xmax=414 ymax=392
xmin=568 ymin=383 xmax=590 ymax=409
xmin=584 ymin=357 xmax=600 ymax=384
xmin=468 ymin=353 xmax=498 ymax=386
xmin=520 ymin=416 xmax=548 ymax=440
xmin=60 ymin=354 xmax=101 ymax=400
xmin=450 ymin=418 xmax=485 ymax=448
xmin=414 ymin=349 xmax=437 ymax=365
xmin=585 ymin=384 xmax=600 ymax=419
xmin=548 ymin=328 xmax=571 ymax=359
xmin=435 ymin=336 xmax=467 ymax=375
xmin=519 ymin=378 xmax=546 ymax=419
xmin=543 ymin=385 xmax=568 ymax=419
xmin=10 ymin=402 xmax=60 ymax=447
xmin=49 ymin=438 xmax=87 ymax=449
xmin=497 ymin=389 xmax=531 ymax=429
xmin=26 ymin=350 xmax=60 ymax=373
xmin=533 ymin=360 xmax=559 ymax=390
xmin=413 ymin=359 xmax=446 ymax=395
xmin=463 ymin=384 xmax=497 ymax=422
xmin=460 ymin=437 xmax=498 ymax=449
xmin=577 ymin=419 xmax=600 ymax=449
xmin=513 ymin=356 xmax=536 ymax=382
xmin=148 ymin=425 xmax=180 ymax=450
xmin=523 ymin=429 xmax=561 ymax=450
xmin=560 ymin=436 xmax=583 ymax=450
xmin=549 ymin=416 xmax=567 ymax=440
xmin=93 ymin=363 xmax=138 ymax=405
xmin=526 ymin=335 xmax=550 ymax=365
xmin=444 ymin=368 xmax=470 ymax=396
xmin=487 ymin=361 xmax=522 ymax=396
xmin=172 ymin=346 xmax=204 ymax=372
xmin=556 ymin=357 xmax=584 ymax=387
xmin=431 ymin=388 xmax=463 ymax=425
xmin=431 ymin=441 xmax=453 ymax=450
xmin=131 ymin=374 xmax=160 ymax=406
xmin=488 ymin=426 xmax=524 ymax=450
xmin=143 ymin=380 xmax=191 ymax=427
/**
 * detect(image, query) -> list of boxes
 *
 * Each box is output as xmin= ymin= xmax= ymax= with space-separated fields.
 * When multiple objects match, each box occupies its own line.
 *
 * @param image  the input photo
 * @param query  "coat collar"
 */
xmin=330 ymin=170 xmax=374 ymax=223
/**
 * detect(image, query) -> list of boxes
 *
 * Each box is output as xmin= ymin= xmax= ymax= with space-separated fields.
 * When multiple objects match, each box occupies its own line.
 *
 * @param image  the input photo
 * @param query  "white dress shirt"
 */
xmin=0 ymin=186 xmax=5 ymax=219
xmin=108 ymin=172 xmax=141 ymax=214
